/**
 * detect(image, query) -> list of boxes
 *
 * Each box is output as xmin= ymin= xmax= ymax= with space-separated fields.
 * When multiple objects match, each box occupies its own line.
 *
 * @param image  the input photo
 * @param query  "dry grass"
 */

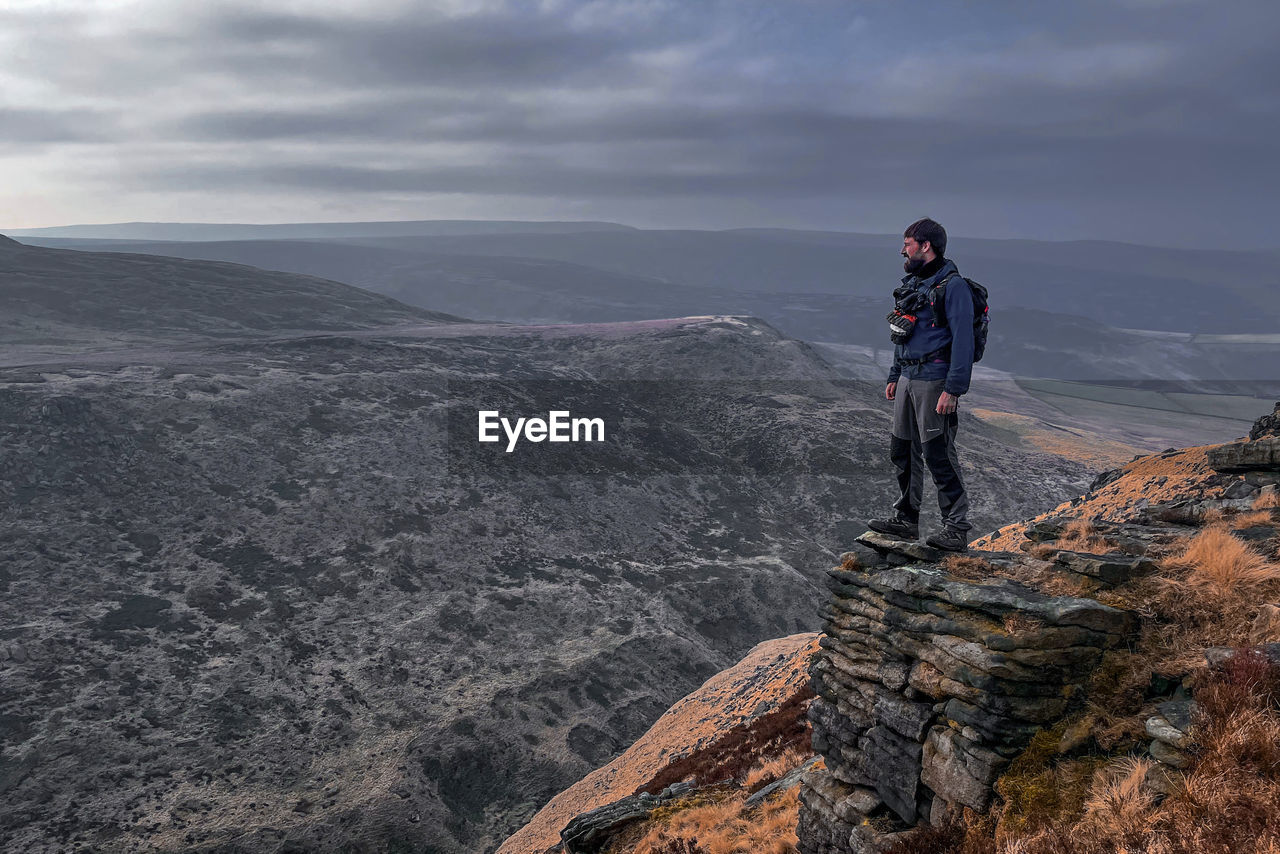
xmin=1234 ymin=509 xmax=1277 ymax=530
xmin=742 ymin=746 xmax=809 ymax=793
xmin=1257 ymin=490 xmax=1280 ymax=510
xmin=1202 ymin=506 xmax=1226 ymax=527
xmin=619 ymin=787 xmax=800 ymax=854
xmin=1028 ymin=543 xmax=1058 ymax=561
xmin=609 ymin=746 xmax=813 ymax=853
xmin=1079 ymin=756 xmax=1158 ymax=836
xmin=939 ymin=551 xmax=1093 ymax=598
xmin=840 ymin=552 xmax=861 ymax=571
xmin=636 ymin=689 xmax=813 ymax=796
xmin=891 ymin=657 xmax=1280 ymax=853
xmin=1053 ymin=519 xmax=1110 ymax=553
xmin=942 ymin=554 xmax=997 ymax=580
xmin=1166 ymin=526 xmax=1280 ymax=591
xmin=1004 ymin=612 xmax=1047 ymax=636
xmin=1090 ymin=541 xmax=1280 ymax=707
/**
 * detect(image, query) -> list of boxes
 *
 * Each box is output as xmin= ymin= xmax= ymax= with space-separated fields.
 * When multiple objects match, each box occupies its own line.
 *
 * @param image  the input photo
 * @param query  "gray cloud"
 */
xmin=0 ymin=107 xmax=115 ymax=144
xmin=0 ymin=0 xmax=1277 ymax=247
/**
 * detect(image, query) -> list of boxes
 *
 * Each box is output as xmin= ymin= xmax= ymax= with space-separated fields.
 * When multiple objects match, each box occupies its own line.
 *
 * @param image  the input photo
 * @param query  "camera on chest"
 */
xmin=887 ymin=284 xmax=930 ymax=345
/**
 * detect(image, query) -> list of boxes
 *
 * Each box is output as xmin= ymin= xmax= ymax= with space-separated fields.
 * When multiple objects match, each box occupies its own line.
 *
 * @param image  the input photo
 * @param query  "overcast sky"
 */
xmin=2 ymin=0 xmax=1277 ymax=247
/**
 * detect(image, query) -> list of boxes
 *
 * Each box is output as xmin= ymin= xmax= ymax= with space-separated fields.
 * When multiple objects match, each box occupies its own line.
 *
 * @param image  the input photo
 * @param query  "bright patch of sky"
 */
xmin=0 ymin=0 xmax=1276 ymax=247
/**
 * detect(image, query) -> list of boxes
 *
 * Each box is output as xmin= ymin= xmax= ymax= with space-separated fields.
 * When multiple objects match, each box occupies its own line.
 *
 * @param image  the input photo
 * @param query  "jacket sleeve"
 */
xmin=887 ymin=343 xmax=902 ymax=384
xmin=943 ymin=277 xmax=974 ymax=396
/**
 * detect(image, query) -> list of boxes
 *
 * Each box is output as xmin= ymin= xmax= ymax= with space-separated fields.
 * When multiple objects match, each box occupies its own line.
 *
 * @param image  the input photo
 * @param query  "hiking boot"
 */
xmin=867 ymin=516 xmax=919 ymax=540
xmin=926 ymin=527 xmax=969 ymax=552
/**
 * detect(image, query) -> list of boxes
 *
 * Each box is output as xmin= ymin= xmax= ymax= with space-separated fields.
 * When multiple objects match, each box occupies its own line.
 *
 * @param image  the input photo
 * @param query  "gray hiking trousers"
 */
xmin=890 ymin=376 xmax=971 ymax=533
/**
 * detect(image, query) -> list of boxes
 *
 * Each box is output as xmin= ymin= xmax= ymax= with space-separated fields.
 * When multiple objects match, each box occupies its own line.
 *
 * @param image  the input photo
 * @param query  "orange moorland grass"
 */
xmin=1026 ymin=654 xmax=1280 ymax=853
xmin=1028 ymin=543 xmax=1058 ymax=561
xmin=1054 ymin=518 xmax=1114 ymax=553
xmin=885 ymin=524 xmax=1280 ymax=853
xmin=1257 ymin=490 xmax=1280 ymax=510
xmin=937 ymin=553 xmax=1092 ymax=599
xmin=618 ymin=786 xmax=801 ymax=854
xmin=743 ymin=746 xmax=810 ymax=793
xmin=1233 ymin=508 xmax=1278 ymax=530
xmin=1084 ymin=527 xmax=1280 ymax=720
xmin=1166 ymin=525 xmax=1280 ymax=591
xmin=887 ymin=656 xmax=1280 ymax=854
xmin=941 ymin=554 xmax=996 ymax=580
xmin=1076 ymin=756 xmax=1159 ymax=840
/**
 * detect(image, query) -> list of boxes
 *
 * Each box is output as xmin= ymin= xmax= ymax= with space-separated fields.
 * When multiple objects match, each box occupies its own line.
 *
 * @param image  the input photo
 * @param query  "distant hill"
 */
xmin=0 ymin=235 xmax=465 ymax=352
xmin=17 ymin=234 xmax=1280 ymax=383
xmin=21 ymin=224 xmax=1277 ymax=334
xmin=3 ymin=220 xmax=634 ymax=242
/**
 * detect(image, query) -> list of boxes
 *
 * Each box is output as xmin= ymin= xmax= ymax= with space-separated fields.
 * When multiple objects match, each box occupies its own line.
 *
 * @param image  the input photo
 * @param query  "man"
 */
xmin=868 ymin=218 xmax=974 ymax=552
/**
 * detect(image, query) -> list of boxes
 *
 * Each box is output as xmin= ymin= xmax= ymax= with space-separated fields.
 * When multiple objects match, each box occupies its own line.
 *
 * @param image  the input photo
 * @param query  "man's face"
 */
xmin=902 ymin=236 xmax=930 ymax=274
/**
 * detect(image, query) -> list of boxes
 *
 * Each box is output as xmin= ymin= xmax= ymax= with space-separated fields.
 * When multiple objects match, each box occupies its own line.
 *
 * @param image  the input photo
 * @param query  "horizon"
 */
xmin=3 ymin=217 xmax=1270 ymax=254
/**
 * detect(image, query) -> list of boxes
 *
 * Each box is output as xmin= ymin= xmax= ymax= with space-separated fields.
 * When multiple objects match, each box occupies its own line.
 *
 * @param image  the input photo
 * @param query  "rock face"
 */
xmin=1251 ymin=402 xmax=1280 ymax=440
xmin=1207 ymin=437 xmax=1280 ymax=473
xmin=798 ymin=535 xmax=1132 ymax=853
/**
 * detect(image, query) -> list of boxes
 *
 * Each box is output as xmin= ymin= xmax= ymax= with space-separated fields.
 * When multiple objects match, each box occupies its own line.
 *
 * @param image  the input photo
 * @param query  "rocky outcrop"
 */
xmin=1208 ymin=437 xmax=1280 ymax=474
xmin=802 ymin=403 xmax=1280 ymax=852
xmin=1208 ymin=402 xmax=1280 ymax=472
xmin=560 ymin=780 xmax=700 ymax=854
xmin=1250 ymin=402 xmax=1280 ymax=440
xmin=798 ymin=535 xmax=1134 ymax=853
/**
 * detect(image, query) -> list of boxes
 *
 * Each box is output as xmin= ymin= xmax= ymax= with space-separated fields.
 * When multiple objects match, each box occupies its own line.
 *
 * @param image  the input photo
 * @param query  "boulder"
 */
xmin=560 ymin=781 xmax=697 ymax=853
xmin=1250 ymin=402 xmax=1280 ymax=440
xmin=1208 ymin=437 xmax=1280 ymax=473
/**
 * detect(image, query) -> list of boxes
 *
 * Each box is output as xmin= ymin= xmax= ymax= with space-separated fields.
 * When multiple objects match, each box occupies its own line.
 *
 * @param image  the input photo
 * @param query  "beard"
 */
xmin=903 ymin=255 xmax=926 ymax=274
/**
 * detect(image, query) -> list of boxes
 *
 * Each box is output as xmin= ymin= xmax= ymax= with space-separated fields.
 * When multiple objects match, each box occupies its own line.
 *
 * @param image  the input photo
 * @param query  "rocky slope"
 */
xmin=528 ymin=402 xmax=1280 ymax=854
xmin=499 ymin=633 xmax=819 ymax=854
xmin=0 ymin=239 xmax=1101 ymax=852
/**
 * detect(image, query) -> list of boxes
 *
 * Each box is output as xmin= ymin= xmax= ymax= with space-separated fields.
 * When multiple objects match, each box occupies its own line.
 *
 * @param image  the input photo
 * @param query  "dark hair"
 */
xmin=904 ymin=218 xmax=947 ymax=257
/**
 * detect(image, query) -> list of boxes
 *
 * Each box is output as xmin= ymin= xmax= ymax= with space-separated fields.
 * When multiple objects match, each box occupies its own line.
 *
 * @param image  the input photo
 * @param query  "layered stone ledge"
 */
xmin=798 ymin=541 xmax=1132 ymax=854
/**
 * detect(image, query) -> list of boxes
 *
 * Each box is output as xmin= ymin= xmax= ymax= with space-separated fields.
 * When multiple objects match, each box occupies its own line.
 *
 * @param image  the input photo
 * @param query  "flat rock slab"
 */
xmin=1051 ymin=550 xmax=1157 ymax=586
xmin=746 ymin=757 xmax=821 ymax=808
xmin=561 ymin=781 xmax=698 ymax=853
xmin=855 ymin=531 xmax=949 ymax=563
xmin=1208 ymin=437 xmax=1280 ymax=472
xmin=834 ymin=564 xmax=1134 ymax=634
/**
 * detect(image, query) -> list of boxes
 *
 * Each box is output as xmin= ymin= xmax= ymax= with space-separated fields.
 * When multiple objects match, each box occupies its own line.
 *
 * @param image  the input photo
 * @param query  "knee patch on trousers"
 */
xmin=922 ymin=435 xmax=956 ymax=470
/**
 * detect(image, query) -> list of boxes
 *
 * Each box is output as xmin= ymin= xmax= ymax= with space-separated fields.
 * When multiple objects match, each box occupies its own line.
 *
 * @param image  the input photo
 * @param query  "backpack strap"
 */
xmin=928 ymin=271 xmax=960 ymax=329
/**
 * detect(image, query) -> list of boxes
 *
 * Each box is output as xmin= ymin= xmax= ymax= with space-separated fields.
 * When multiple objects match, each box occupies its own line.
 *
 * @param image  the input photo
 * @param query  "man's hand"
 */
xmin=885 ymin=382 xmax=897 ymax=401
xmin=936 ymin=391 xmax=959 ymax=414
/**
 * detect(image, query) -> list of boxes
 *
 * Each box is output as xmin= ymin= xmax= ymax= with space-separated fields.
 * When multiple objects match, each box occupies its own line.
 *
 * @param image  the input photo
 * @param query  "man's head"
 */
xmin=902 ymin=218 xmax=946 ymax=274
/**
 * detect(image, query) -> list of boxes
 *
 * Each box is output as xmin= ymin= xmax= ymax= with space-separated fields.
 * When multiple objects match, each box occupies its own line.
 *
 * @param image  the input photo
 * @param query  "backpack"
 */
xmin=928 ymin=273 xmax=989 ymax=363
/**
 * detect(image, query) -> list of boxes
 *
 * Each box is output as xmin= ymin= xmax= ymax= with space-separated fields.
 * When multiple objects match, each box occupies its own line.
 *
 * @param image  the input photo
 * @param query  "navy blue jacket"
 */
xmin=885 ymin=257 xmax=975 ymax=396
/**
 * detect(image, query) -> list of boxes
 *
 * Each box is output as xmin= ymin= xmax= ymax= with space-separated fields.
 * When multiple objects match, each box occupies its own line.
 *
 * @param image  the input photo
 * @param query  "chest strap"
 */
xmin=897 ymin=345 xmax=950 ymax=367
